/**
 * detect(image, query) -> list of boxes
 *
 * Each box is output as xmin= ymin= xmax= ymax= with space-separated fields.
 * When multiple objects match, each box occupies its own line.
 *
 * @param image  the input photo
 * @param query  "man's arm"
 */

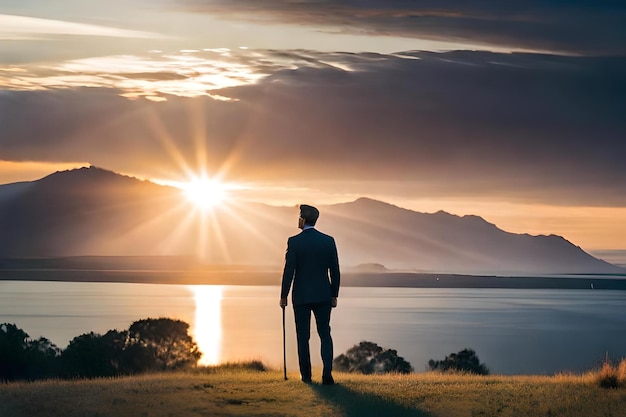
xmin=329 ymin=237 xmax=340 ymax=306
xmin=280 ymin=237 xmax=295 ymax=307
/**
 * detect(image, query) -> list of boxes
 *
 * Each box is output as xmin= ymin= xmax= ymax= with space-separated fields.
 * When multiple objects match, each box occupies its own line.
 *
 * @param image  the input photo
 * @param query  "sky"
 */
xmin=1 ymin=1 xmax=625 ymax=251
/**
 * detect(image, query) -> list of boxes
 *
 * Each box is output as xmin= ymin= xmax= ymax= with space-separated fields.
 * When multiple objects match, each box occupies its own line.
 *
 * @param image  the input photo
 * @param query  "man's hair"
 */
xmin=299 ymin=204 xmax=319 ymax=226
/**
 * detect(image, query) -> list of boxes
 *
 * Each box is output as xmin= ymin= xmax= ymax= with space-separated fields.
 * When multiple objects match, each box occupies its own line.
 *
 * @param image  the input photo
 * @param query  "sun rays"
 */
xmin=134 ymin=96 xmax=257 ymax=263
xmin=94 ymin=86 xmax=307 ymax=266
xmin=180 ymin=176 xmax=229 ymax=210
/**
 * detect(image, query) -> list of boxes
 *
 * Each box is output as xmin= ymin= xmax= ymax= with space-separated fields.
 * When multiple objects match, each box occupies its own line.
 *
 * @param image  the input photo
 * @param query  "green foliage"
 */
xmin=428 ymin=348 xmax=489 ymax=375
xmin=334 ymin=341 xmax=413 ymax=374
xmin=60 ymin=330 xmax=128 ymax=378
xmin=0 ymin=323 xmax=61 ymax=381
xmin=3 ymin=318 xmax=201 ymax=381
xmin=127 ymin=318 xmax=201 ymax=372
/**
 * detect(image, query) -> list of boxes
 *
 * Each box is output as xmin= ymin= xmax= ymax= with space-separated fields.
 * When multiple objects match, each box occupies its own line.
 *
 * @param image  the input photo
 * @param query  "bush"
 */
xmin=597 ymin=358 xmax=626 ymax=389
xmin=618 ymin=359 xmax=626 ymax=383
xmin=428 ymin=348 xmax=489 ymax=375
xmin=6 ymin=318 xmax=202 ymax=381
xmin=0 ymin=323 xmax=61 ymax=381
xmin=126 ymin=318 xmax=201 ymax=372
xmin=333 ymin=341 xmax=413 ymax=374
xmin=60 ymin=330 xmax=128 ymax=378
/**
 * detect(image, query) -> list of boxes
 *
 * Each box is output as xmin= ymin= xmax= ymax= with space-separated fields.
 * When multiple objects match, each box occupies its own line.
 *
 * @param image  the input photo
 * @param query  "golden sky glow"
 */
xmin=0 ymin=160 xmax=90 ymax=183
xmin=0 ymin=13 xmax=161 ymax=40
xmin=1 ymin=1 xmax=624 ymax=254
xmin=397 ymin=198 xmax=626 ymax=251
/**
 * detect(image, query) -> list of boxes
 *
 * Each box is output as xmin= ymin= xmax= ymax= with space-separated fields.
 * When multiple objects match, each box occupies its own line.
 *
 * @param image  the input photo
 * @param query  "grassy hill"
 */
xmin=1 ymin=365 xmax=625 ymax=417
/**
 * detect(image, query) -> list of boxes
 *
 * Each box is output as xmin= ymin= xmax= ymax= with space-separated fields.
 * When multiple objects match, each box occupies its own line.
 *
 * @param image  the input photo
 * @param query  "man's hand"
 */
xmin=331 ymin=297 xmax=338 ymax=308
xmin=280 ymin=298 xmax=288 ymax=308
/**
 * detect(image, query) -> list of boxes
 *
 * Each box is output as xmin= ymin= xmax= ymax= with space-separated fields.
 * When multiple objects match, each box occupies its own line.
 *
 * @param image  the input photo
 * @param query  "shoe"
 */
xmin=321 ymin=375 xmax=335 ymax=385
xmin=301 ymin=376 xmax=312 ymax=383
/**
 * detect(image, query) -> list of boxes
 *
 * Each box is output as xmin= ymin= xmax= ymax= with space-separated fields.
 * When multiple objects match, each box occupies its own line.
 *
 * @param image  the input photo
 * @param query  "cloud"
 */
xmin=0 ymin=14 xmax=162 ymax=39
xmin=0 ymin=50 xmax=271 ymax=99
xmin=0 ymin=49 xmax=624 ymax=206
xmin=177 ymin=0 xmax=626 ymax=56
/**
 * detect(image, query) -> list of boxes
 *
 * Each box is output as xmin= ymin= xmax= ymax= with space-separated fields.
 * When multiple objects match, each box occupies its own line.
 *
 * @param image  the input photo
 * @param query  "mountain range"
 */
xmin=0 ymin=167 xmax=622 ymax=275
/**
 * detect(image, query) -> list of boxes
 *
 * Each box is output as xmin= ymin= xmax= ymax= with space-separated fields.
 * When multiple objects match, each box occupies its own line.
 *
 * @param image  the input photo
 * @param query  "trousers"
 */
xmin=293 ymin=302 xmax=333 ymax=379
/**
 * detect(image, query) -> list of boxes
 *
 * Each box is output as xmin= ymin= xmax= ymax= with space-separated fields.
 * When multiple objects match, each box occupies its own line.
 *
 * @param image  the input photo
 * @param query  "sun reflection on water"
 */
xmin=190 ymin=285 xmax=224 ymax=365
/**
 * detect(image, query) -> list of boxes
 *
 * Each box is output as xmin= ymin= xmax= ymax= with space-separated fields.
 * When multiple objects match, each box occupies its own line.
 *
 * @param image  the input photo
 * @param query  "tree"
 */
xmin=2 ymin=318 xmax=201 ymax=380
xmin=334 ymin=341 xmax=413 ymax=374
xmin=126 ymin=318 xmax=201 ymax=372
xmin=0 ymin=323 xmax=31 ymax=381
xmin=59 ymin=330 xmax=128 ymax=378
xmin=26 ymin=336 xmax=62 ymax=378
xmin=428 ymin=348 xmax=489 ymax=375
xmin=0 ymin=323 xmax=60 ymax=381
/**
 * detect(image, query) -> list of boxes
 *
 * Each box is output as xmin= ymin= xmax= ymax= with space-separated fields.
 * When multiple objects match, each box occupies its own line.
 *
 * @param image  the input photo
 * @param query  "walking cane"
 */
xmin=282 ymin=305 xmax=288 ymax=380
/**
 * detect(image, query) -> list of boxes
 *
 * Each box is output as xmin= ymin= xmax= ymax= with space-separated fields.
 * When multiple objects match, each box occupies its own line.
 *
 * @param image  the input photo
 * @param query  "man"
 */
xmin=280 ymin=204 xmax=340 ymax=385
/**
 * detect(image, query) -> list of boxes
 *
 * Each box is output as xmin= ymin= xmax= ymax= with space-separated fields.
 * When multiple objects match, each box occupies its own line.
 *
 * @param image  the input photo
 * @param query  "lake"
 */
xmin=1 ymin=280 xmax=625 ymax=375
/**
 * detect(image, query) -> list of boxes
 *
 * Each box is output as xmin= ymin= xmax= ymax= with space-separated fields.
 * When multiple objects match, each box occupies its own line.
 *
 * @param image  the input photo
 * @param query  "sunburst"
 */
xmin=181 ymin=176 xmax=229 ymax=210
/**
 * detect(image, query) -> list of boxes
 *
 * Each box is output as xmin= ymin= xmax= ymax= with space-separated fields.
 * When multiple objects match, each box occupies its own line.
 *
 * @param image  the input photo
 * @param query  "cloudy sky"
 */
xmin=1 ymin=1 xmax=625 ymax=250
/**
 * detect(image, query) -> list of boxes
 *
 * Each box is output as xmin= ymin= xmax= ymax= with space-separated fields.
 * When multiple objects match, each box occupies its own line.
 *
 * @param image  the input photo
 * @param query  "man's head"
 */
xmin=298 ymin=204 xmax=319 ymax=229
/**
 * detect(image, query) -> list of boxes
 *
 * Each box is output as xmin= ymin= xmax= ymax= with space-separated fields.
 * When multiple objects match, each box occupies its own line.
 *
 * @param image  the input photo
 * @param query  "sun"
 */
xmin=181 ymin=176 xmax=229 ymax=209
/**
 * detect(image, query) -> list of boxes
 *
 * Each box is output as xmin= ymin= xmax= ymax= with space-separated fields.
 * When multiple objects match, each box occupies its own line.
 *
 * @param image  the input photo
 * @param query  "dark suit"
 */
xmin=280 ymin=227 xmax=340 ymax=380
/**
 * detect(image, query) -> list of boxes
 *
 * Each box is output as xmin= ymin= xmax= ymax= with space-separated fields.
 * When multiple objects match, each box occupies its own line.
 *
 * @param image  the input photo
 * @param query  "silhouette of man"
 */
xmin=280 ymin=204 xmax=340 ymax=385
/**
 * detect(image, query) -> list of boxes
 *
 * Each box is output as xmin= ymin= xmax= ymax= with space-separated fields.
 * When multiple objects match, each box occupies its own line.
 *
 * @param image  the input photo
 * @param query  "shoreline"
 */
xmin=2 ymin=269 xmax=626 ymax=290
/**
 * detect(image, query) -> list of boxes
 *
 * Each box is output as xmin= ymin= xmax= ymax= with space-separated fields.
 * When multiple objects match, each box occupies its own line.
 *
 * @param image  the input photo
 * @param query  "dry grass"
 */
xmin=1 ymin=364 xmax=626 ymax=417
xmin=595 ymin=358 xmax=626 ymax=389
xmin=619 ymin=359 xmax=626 ymax=383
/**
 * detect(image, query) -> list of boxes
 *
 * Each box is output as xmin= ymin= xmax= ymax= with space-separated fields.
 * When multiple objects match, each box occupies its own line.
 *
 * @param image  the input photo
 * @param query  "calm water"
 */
xmin=1 ymin=280 xmax=625 ymax=375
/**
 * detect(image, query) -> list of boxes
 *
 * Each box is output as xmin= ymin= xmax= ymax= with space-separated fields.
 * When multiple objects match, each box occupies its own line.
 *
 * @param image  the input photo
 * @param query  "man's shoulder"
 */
xmin=307 ymin=229 xmax=336 ymax=244
xmin=316 ymin=230 xmax=335 ymax=241
xmin=289 ymin=229 xmax=332 ymax=240
xmin=287 ymin=232 xmax=306 ymax=243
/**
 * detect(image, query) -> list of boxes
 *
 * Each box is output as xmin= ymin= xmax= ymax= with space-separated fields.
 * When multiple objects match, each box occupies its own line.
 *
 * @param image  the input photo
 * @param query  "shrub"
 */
xmin=59 ymin=330 xmax=128 ymax=378
xmin=618 ymin=359 xmax=626 ymax=384
xmin=428 ymin=348 xmax=489 ymax=375
xmin=333 ymin=341 xmax=413 ymax=374
xmin=126 ymin=318 xmax=201 ymax=372
xmin=597 ymin=361 xmax=619 ymax=389
xmin=596 ymin=358 xmax=626 ymax=389
xmin=0 ymin=323 xmax=61 ymax=381
xmin=16 ymin=317 xmax=202 ymax=380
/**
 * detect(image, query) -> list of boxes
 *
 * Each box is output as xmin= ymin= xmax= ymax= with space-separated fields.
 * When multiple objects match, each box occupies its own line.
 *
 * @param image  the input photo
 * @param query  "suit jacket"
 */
xmin=280 ymin=228 xmax=340 ymax=305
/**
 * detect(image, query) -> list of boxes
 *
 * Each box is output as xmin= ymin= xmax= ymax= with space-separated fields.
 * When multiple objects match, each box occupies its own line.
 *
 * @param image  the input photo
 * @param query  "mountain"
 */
xmin=0 ymin=167 xmax=622 ymax=275
xmin=0 ymin=167 xmax=175 ymax=257
xmin=322 ymin=198 xmax=622 ymax=274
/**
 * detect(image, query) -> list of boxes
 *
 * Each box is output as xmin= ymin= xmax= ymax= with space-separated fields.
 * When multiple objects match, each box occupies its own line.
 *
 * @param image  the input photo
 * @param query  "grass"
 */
xmin=2 ymin=362 xmax=626 ymax=417
xmin=596 ymin=358 xmax=626 ymax=389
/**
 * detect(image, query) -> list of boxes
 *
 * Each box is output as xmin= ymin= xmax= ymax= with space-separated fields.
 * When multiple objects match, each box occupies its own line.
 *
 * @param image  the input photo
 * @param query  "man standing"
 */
xmin=280 ymin=204 xmax=340 ymax=385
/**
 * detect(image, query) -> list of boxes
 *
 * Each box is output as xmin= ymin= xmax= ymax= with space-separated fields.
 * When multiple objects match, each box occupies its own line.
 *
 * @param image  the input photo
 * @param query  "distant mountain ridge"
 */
xmin=322 ymin=197 xmax=622 ymax=274
xmin=0 ymin=167 xmax=622 ymax=275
